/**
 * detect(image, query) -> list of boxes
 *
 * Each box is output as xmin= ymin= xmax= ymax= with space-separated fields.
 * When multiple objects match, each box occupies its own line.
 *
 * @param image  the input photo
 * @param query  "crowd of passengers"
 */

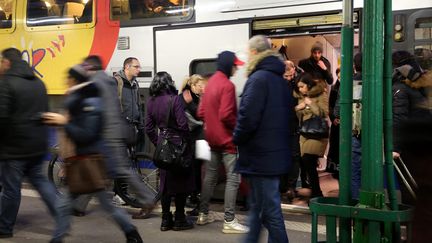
xmin=0 ymin=34 xmax=431 ymax=243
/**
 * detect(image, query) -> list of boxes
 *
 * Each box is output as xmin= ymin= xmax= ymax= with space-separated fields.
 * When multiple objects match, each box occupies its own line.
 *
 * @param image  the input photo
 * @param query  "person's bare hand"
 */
xmin=392 ymin=152 xmax=401 ymax=159
xmin=183 ymin=90 xmax=193 ymax=104
xmin=317 ymin=60 xmax=327 ymax=70
xmin=333 ymin=118 xmax=340 ymax=126
xmin=42 ymin=112 xmax=68 ymax=126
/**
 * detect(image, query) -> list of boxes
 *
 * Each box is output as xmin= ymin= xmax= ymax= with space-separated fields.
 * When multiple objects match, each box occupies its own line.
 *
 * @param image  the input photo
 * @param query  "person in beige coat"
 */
xmin=294 ymin=74 xmax=329 ymax=198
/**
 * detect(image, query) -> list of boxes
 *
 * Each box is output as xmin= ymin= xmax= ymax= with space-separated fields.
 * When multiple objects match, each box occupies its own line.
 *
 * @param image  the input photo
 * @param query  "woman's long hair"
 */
xmin=149 ymin=71 xmax=177 ymax=96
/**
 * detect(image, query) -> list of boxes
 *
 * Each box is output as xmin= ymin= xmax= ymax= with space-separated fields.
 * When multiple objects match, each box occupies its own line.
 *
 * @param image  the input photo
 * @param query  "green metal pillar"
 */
xmin=339 ymin=0 xmax=354 ymax=242
xmin=383 ymin=0 xmax=400 ymax=241
xmin=354 ymin=0 xmax=386 ymax=242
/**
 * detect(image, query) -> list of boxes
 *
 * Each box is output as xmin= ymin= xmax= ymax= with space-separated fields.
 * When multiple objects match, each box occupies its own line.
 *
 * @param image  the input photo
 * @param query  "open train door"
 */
xmin=154 ymin=20 xmax=251 ymax=95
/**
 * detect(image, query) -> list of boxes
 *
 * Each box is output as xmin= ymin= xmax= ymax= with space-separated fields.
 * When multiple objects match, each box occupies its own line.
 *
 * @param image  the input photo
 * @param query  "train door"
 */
xmin=154 ymin=20 xmax=251 ymax=94
xmin=251 ymin=11 xmax=361 ymax=82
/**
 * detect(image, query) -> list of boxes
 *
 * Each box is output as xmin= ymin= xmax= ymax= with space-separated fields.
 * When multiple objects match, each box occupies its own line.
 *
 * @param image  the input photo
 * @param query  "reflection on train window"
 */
xmin=414 ymin=17 xmax=432 ymax=41
xmin=0 ymin=0 xmax=13 ymax=29
xmin=110 ymin=0 xmax=193 ymax=22
xmin=414 ymin=17 xmax=432 ymax=71
xmin=26 ymin=0 xmax=93 ymax=27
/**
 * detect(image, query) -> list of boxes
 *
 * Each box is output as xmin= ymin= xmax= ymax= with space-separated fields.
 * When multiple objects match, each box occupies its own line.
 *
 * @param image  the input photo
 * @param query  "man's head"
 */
xmin=284 ymin=60 xmax=296 ymax=80
xmin=123 ymin=57 xmax=141 ymax=80
xmin=354 ymin=52 xmax=362 ymax=73
xmin=248 ymin=35 xmax=271 ymax=60
xmin=0 ymin=48 xmax=22 ymax=75
xmin=82 ymin=55 xmax=103 ymax=73
xmin=310 ymin=42 xmax=324 ymax=61
xmin=216 ymin=51 xmax=244 ymax=77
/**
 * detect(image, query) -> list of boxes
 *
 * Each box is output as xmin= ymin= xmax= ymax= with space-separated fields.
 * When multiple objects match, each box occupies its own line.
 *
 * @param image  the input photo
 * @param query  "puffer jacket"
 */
xmin=393 ymin=71 xmax=432 ymax=153
xmin=294 ymin=84 xmax=329 ymax=157
xmin=233 ymin=50 xmax=293 ymax=176
xmin=0 ymin=60 xmax=49 ymax=159
xmin=64 ymin=82 xmax=104 ymax=155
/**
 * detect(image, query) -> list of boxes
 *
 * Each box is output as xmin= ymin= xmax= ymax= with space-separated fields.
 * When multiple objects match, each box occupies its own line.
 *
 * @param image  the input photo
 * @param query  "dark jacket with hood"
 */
xmin=64 ymin=82 xmax=104 ymax=155
xmin=113 ymin=70 xmax=143 ymax=128
xmin=197 ymin=51 xmax=238 ymax=153
xmin=233 ymin=50 xmax=292 ymax=176
xmin=0 ymin=60 xmax=49 ymax=159
xmin=392 ymin=70 xmax=431 ymax=153
xmin=298 ymin=56 xmax=333 ymax=85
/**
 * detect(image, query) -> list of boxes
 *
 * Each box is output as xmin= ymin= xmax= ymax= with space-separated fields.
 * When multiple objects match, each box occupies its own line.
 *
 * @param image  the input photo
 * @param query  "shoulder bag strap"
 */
xmin=165 ymin=95 xmax=173 ymax=128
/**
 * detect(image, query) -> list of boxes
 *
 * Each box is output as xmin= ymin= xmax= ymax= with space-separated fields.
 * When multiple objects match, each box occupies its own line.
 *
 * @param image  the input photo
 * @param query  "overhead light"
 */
xmin=253 ymin=13 xmax=347 ymax=30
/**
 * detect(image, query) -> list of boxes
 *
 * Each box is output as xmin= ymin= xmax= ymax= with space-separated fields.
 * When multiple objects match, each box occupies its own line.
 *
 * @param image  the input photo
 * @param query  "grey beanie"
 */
xmin=311 ymin=41 xmax=323 ymax=53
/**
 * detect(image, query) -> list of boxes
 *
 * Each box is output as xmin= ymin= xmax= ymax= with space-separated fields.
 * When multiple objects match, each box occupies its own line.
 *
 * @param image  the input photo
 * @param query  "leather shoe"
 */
xmin=0 ymin=233 xmax=13 ymax=238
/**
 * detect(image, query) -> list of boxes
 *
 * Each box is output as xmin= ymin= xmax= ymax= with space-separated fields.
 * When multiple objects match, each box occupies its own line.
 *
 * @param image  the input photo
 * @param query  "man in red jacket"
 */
xmin=196 ymin=51 xmax=248 ymax=234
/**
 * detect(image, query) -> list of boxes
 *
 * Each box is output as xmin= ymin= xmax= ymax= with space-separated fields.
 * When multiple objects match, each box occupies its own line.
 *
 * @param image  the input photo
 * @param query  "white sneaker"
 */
xmin=196 ymin=212 xmax=215 ymax=225
xmin=112 ymin=194 xmax=126 ymax=205
xmin=222 ymin=218 xmax=249 ymax=234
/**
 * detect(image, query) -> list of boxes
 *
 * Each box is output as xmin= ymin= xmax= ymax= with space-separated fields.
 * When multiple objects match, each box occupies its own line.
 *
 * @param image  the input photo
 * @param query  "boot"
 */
xmin=173 ymin=213 xmax=193 ymax=231
xmin=160 ymin=212 xmax=174 ymax=231
xmin=125 ymin=229 xmax=143 ymax=243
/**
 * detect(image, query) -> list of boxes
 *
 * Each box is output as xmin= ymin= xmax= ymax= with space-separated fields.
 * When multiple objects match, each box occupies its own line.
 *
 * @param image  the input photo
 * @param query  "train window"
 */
xmin=414 ymin=17 xmax=432 ymax=71
xmin=414 ymin=17 xmax=432 ymax=41
xmin=0 ymin=0 xmax=13 ymax=29
xmin=189 ymin=59 xmax=216 ymax=76
xmin=26 ymin=0 xmax=93 ymax=27
xmin=110 ymin=0 xmax=194 ymax=26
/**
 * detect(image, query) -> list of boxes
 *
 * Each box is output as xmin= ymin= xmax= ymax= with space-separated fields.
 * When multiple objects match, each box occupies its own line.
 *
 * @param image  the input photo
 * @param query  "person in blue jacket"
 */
xmin=233 ymin=35 xmax=293 ymax=243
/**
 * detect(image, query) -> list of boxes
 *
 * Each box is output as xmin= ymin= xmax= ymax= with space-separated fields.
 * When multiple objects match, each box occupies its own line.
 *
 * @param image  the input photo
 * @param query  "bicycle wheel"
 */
xmin=48 ymin=153 xmax=68 ymax=194
xmin=114 ymin=166 xmax=161 ymax=208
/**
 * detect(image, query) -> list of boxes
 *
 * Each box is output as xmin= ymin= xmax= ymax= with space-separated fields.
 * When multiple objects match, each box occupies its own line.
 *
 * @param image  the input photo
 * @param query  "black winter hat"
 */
xmin=392 ymin=51 xmax=424 ymax=81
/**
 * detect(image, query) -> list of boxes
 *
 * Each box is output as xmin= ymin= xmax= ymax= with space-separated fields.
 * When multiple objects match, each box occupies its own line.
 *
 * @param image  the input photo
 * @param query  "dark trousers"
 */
xmin=0 ymin=156 xmax=59 ymax=235
xmin=301 ymin=153 xmax=322 ymax=197
xmin=279 ymin=134 xmax=301 ymax=193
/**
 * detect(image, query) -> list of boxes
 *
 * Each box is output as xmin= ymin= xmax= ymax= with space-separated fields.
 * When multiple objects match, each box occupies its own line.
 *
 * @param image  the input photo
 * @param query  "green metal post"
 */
xmin=354 ymin=0 xmax=386 ymax=242
xmin=383 ymin=0 xmax=400 ymax=241
xmin=339 ymin=0 xmax=354 ymax=242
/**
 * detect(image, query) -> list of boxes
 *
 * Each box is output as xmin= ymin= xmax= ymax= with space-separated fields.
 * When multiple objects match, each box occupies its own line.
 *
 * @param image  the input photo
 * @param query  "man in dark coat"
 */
xmin=0 ymin=48 xmax=60 ymax=239
xmin=298 ymin=41 xmax=333 ymax=85
xmin=233 ymin=35 xmax=292 ymax=243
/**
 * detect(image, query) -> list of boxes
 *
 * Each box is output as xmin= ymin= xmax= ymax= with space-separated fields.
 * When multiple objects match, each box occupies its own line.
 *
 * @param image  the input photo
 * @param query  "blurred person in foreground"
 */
xmin=43 ymin=64 xmax=143 ymax=243
xmin=0 ymin=47 xmax=60 ymax=239
xmin=73 ymin=56 xmax=155 ymax=219
xmin=391 ymin=50 xmax=432 ymax=241
xmin=233 ymin=35 xmax=292 ymax=243
xmin=196 ymin=51 xmax=249 ymax=234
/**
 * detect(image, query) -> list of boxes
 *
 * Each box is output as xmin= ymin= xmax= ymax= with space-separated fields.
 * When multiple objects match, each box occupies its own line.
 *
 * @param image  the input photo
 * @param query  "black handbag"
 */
xmin=299 ymin=113 xmax=329 ymax=139
xmin=153 ymin=96 xmax=191 ymax=171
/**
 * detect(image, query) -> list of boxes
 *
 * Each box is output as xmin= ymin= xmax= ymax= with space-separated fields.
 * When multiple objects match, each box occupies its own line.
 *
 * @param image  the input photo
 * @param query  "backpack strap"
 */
xmin=113 ymin=74 xmax=124 ymax=112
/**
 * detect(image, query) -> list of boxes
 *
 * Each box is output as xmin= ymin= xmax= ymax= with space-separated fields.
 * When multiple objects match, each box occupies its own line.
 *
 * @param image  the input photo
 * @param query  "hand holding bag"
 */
xmin=153 ymin=96 xmax=191 ymax=170
xmin=65 ymin=154 xmax=107 ymax=194
xmin=299 ymin=110 xmax=329 ymax=139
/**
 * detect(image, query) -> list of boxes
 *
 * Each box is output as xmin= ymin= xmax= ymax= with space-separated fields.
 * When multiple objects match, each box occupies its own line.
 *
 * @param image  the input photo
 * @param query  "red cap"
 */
xmin=234 ymin=56 xmax=245 ymax=66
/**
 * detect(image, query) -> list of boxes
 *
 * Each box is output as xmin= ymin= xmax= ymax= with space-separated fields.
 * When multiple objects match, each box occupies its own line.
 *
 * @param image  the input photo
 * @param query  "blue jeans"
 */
xmin=351 ymin=136 xmax=362 ymax=200
xmin=199 ymin=152 xmax=240 ymax=221
xmin=53 ymin=190 xmax=136 ymax=240
xmin=0 ymin=156 xmax=59 ymax=235
xmin=245 ymin=176 xmax=288 ymax=243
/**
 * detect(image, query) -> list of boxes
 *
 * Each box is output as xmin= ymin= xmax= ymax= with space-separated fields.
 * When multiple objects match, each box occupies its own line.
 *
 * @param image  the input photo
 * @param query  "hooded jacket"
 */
xmin=392 ymin=71 xmax=432 ymax=153
xmin=294 ymin=82 xmax=329 ymax=157
xmin=197 ymin=51 xmax=237 ymax=153
xmin=0 ymin=60 xmax=49 ymax=159
xmin=233 ymin=50 xmax=293 ymax=175
xmin=113 ymin=70 xmax=142 ymax=127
